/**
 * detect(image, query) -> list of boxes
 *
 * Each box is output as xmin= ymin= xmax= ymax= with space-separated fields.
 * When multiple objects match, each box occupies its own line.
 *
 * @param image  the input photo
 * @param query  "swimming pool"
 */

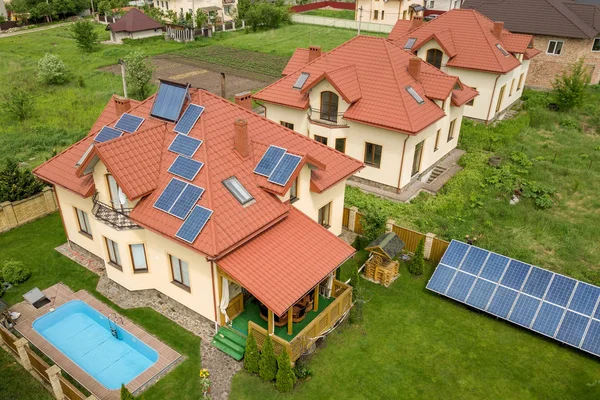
xmin=32 ymin=300 xmax=158 ymax=390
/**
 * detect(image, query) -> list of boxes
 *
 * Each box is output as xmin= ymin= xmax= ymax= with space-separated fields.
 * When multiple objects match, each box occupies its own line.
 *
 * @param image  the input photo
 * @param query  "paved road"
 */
xmin=0 ymin=22 xmax=73 ymax=38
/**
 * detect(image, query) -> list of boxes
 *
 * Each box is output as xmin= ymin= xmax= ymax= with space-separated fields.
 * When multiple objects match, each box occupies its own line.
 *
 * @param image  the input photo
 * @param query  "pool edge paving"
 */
xmin=11 ymin=283 xmax=182 ymax=400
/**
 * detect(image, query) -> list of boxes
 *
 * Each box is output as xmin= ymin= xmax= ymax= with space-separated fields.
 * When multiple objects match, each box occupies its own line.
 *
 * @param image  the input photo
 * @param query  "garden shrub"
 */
xmin=123 ymin=52 xmax=154 ymax=100
xmin=559 ymin=116 xmax=580 ymax=131
xmin=552 ymin=58 xmax=591 ymax=110
xmin=2 ymin=88 xmax=35 ymax=121
xmin=244 ymin=332 xmax=260 ymax=374
xmin=408 ymin=239 xmax=425 ymax=276
xmin=361 ymin=206 xmax=387 ymax=244
xmin=120 ymin=384 xmax=135 ymax=400
xmin=275 ymin=350 xmax=296 ymax=393
xmin=0 ymin=159 xmax=45 ymax=202
xmin=521 ymin=89 xmax=550 ymax=110
xmin=293 ymin=360 xmax=312 ymax=380
xmin=258 ymin=335 xmax=277 ymax=381
xmin=38 ymin=54 xmax=69 ymax=85
xmin=71 ymin=20 xmax=99 ymax=53
xmin=245 ymin=0 xmax=290 ymax=31
xmin=2 ymin=260 xmax=31 ymax=285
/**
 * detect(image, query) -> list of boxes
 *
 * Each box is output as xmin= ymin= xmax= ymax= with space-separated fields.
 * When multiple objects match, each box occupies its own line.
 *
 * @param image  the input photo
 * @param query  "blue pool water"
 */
xmin=32 ymin=300 xmax=158 ymax=390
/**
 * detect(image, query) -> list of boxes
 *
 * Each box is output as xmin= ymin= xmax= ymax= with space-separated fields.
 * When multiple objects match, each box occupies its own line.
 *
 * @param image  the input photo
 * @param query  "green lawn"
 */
xmin=231 ymin=261 xmax=600 ymax=399
xmin=0 ymin=349 xmax=54 ymax=400
xmin=302 ymin=9 xmax=356 ymax=20
xmin=0 ymin=214 xmax=201 ymax=399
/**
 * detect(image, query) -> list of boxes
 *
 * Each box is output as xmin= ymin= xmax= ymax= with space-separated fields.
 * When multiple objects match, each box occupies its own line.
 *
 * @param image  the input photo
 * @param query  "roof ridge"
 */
xmin=545 ymin=0 xmax=596 ymax=38
xmin=473 ymin=11 xmax=509 ymax=70
xmin=383 ymin=40 xmax=414 ymax=133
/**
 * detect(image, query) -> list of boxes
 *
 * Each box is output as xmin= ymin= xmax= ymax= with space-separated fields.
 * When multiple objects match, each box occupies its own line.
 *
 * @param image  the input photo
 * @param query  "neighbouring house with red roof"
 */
xmin=107 ymin=8 xmax=163 ymax=44
xmin=388 ymin=10 xmax=540 ymax=122
xmin=253 ymin=35 xmax=477 ymax=193
xmin=33 ymin=82 xmax=363 ymax=361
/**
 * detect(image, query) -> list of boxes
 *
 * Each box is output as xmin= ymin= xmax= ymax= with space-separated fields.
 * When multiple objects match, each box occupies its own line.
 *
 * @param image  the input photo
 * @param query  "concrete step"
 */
xmin=427 ymin=166 xmax=447 ymax=183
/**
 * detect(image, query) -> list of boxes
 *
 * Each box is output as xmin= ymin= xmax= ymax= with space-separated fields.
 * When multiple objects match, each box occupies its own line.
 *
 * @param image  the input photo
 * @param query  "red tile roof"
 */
xmin=254 ymin=36 xmax=477 ymax=135
xmin=218 ymin=207 xmax=355 ymax=316
xmin=109 ymin=8 xmax=162 ymax=33
xmin=281 ymin=48 xmax=327 ymax=76
xmin=389 ymin=9 xmax=539 ymax=74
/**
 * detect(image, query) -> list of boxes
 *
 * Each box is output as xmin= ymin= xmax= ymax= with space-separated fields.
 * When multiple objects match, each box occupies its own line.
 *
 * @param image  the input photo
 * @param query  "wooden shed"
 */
xmin=363 ymin=232 xmax=404 ymax=287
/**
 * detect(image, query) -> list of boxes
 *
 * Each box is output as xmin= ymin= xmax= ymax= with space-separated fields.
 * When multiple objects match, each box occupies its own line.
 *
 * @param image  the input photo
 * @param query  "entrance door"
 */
xmin=496 ymin=85 xmax=506 ymax=114
xmin=411 ymin=141 xmax=424 ymax=177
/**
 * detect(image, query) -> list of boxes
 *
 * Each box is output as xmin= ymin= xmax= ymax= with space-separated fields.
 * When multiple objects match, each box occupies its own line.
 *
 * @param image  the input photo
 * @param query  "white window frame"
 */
xmin=129 ymin=244 xmax=148 ymax=272
xmin=75 ymin=208 xmax=92 ymax=237
xmin=170 ymin=254 xmax=190 ymax=290
xmin=105 ymin=237 xmax=122 ymax=269
xmin=546 ymin=40 xmax=564 ymax=55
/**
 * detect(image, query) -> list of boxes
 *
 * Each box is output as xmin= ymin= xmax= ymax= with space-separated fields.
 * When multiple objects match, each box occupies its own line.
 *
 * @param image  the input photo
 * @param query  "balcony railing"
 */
xmin=91 ymin=193 xmax=141 ymax=230
xmin=307 ymin=108 xmax=348 ymax=127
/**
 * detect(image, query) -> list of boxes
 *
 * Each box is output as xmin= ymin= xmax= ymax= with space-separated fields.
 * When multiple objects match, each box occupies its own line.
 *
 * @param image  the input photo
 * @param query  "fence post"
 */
xmin=15 ymin=338 xmax=32 ymax=371
xmin=46 ymin=365 xmax=65 ymax=399
xmin=348 ymin=206 xmax=359 ymax=233
xmin=424 ymin=232 xmax=436 ymax=260
xmin=1 ymin=201 xmax=17 ymax=229
xmin=386 ymin=219 xmax=395 ymax=233
xmin=42 ymin=187 xmax=57 ymax=213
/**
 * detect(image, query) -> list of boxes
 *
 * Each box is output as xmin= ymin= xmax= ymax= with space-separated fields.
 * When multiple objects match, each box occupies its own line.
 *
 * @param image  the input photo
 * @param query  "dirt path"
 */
xmin=0 ymin=22 xmax=73 ymax=38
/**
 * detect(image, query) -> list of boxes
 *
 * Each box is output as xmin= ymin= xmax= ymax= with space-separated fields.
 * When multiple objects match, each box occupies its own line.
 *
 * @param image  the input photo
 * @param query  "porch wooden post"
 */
xmin=268 ymin=309 xmax=274 ymax=335
xmin=314 ymin=286 xmax=319 ymax=312
xmin=217 ymin=271 xmax=225 ymax=326
xmin=287 ymin=308 xmax=293 ymax=335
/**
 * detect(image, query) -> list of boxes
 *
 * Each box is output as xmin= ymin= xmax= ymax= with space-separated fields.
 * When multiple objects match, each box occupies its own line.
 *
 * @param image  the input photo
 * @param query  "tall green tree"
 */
xmin=244 ymin=332 xmax=260 ymax=374
xmin=71 ymin=20 xmax=99 ymax=53
xmin=275 ymin=350 xmax=296 ymax=393
xmin=409 ymin=238 xmax=425 ymax=276
xmin=0 ymin=159 xmax=45 ymax=203
xmin=123 ymin=51 xmax=154 ymax=100
xmin=258 ymin=335 xmax=277 ymax=381
xmin=2 ymin=88 xmax=35 ymax=121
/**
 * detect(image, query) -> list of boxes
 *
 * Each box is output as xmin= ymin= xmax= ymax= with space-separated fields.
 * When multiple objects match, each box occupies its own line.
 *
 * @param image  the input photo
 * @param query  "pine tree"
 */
xmin=0 ymin=159 xmax=44 ymax=203
xmin=258 ymin=335 xmax=277 ymax=381
xmin=244 ymin=332 xmax=260 ymax=374
xmin=120 ymin=384 xmax=135 ymax=400
xmin=275 ymin=349 xmax=296 ymax=393
xmin=409 ymin=238 xmax=425 ymax=276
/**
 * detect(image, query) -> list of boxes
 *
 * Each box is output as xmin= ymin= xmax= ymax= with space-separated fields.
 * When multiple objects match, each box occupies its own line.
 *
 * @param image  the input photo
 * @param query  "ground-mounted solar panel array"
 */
xmin=95 ymin=126 xmax=123 ymax=143
xmin=174 ymin=104 xmax=205 ymax=135
xmin=254 ymin=145 xmax=302 ymax=186
xmin=114 ymin=113 xmax=145 ymax=133
xmin=427 ymin=241 xmax=600 ymax=357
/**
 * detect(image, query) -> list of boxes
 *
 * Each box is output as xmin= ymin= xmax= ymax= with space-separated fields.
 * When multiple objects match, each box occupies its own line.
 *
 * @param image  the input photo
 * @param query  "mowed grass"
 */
xmin=231 ymin=262 xmax=600 ymax=399
xmin=0 ymin=214 xmax=201 ymax=399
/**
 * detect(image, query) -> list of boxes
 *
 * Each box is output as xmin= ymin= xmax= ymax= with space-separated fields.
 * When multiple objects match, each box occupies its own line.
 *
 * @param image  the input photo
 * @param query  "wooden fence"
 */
xmin=0 ymin=325 xmax=90 ymax=400
xmin=0 ymin=187 xmax=57 ymax=233
xmin=343 ymin=206 xmax=450 ymax=263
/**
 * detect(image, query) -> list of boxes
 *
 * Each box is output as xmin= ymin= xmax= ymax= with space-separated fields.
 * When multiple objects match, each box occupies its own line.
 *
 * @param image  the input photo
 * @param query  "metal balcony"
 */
xmin=307 ymin=108 xmax=348 ymax=127
xmin=92 ymin=193 xmax=141 ymax=230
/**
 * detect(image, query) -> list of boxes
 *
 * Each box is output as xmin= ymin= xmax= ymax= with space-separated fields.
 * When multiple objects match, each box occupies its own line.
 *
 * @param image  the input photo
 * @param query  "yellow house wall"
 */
xmin=355 ymin=0 xmax=424 ymax=23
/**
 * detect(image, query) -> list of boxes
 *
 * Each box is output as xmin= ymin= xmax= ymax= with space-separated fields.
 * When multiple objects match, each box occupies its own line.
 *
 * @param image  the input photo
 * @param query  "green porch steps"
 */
xmin=211 ymin=327 xmax=247 ymax=361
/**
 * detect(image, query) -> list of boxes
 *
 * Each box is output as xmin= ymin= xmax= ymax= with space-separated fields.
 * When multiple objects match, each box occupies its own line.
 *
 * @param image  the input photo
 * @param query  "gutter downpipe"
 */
xmin=396 ymin=135 xmax=410 ymax=193
xmin=486 ymin=74 xmax=501 ymax=125
xmin=209 ymin=260 xmax=219 ymax=334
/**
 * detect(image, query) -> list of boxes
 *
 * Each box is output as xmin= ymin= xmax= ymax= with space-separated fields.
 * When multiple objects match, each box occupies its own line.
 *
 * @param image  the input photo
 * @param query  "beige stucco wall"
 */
xmin=526 ymin=35 xmax=600 ymax=89
xmin=355 ymin=0 xmax=424 ymax=24
xmin=111 ymin=29 xmax=163 ymax=44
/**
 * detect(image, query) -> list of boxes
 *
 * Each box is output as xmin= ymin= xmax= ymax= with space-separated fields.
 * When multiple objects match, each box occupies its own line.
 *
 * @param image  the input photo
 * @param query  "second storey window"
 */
xmin=434 ymin=129 xmax=441 ymax=152
xmin=290 ymin=177 xmax=299 ymax=202
xmin=314 ymin=135 xmax=328 ymax=145
xmin=106 ymin=174 xmax=128 ymax=210
xmin=335 ymin=138 xmax=346 ymax=153
xmin=448 ymin=119 xmax=457 ymax=142
xmin=320 ymin=91 xmax=339 ymax=122
xmin=593 ymin=38 xmax=600 ymax=52
xmin=547 ymin=40 xmax=563 ymax=55
xmin=129 ymin=244 xmax=148 ymax=272
xmin=426 ymin=49 xmax=443 ymax=69
xmin=105 ymin=237 xmax=122 ymax=269
xmin=373 ymin=10 xmax=378 ymax=20
xmin=170 ymin=255 xmax=190 ymax=290
xmin=517 ymin=74 xmax=524 ymax=90
xmin=364 ymin=142 xmax=382 ymax=168
xmin=318 ymin=202 xmax=331 ymax=228
xmin=280 ymin=121 xmax=294 ymax=130
xmin=75 ymin=208 xmax=92 ymax=238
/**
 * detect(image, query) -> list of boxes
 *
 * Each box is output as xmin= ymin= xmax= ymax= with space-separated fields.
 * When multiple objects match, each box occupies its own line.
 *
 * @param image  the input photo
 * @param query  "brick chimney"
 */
xmin=408 ymin=57 xmax=421 ymax=81
xmin=309 ymin=46 xmax=322 ymax=63
xmin=113 ymin=95 xmax=131 ymax=117
xmin=234 ymin=119 xmax=249 ymax=158
xmin=234 ymin=92 xmax=253 ymax=111
xmin=410 ymin=16 xmax=423 ymax=31
xmin=493 ymin=21 xmax=504 ymax=39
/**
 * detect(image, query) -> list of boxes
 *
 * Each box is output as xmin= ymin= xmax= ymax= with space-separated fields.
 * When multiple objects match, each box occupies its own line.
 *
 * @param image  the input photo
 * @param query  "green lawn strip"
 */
xmin=301 ymin=9 xmax=356 ymax=20
xmin=231 ymin=262 xmax=600 ymax=399
xmin=0 ymin=348 xmax=54 ymax=400
xmin=0 ymin=214 xmax=201 ymax=399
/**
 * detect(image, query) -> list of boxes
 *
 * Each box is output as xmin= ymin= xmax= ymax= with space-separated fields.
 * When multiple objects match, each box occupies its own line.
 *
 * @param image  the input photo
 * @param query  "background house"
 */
xmin=354 ymin=0 xmax=424 ymax=25
xmin=107 ymin=8 xmax=163 ymax=43
xmin=154 ymin=0 xmax=236 ymax=22
xmin=424 ymin=0 xmax=462 ymax=17
xmin=463 ymin=0 xmax=600 ymax=89
xmin=0 ymin=0 xmax=7 ymax=19
xmin=253 ymin=36 xmax=477 ymax=194
xmin=389 ymin=10 xmax=539 ymax=122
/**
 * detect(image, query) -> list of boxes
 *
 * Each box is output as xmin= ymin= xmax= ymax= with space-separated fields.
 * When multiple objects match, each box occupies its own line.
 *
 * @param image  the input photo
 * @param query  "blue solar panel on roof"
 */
xmin=427 ymin=240 xmax=600 ymax=358
xmin=169 ymin=134 xmax=202 ymax=157
xmin=174 ymin=104 xmax=205 ymax=135
xmin=176 ymin=205 xmax=212 ymax=243
xmin=151 ymin=82 xmax=188 ymax=121
xmin=268 ymin=153 xmax=302 ymax=186
xmin=169 ymin=184 xmax=204 ymax=219
xmin=114 ymin=113 xmax=144 ymax=133
xmin=154 ymin=178 xmax=187 ymax=212
xmin=168 ymin=156 xmax=203 ymax=181
xmin=95 ymin=126 xmax=123 ymax=143
xmin=254 ymin=145 xmax=286 ymax=177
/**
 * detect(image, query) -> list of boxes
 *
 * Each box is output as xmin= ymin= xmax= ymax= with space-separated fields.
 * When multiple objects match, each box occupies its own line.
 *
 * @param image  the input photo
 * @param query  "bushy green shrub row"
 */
xmin=244 ymin=332 xmax=297 ymax=392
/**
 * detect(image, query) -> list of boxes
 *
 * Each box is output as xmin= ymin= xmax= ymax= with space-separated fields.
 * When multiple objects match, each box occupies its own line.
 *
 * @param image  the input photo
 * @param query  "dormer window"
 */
xmin=404 ymin=38 xmax=417 ymax=50
xmin=106 ymin=175 xmax=128 ymax=210
xmin=426 ymin=49 xmax=443 ymax=69
xmin=406 ymin=86 xmax=425 ymax=105
xmin=293 ymin=72 xmax=310 ymax=89
xmin=320 ymin=91 xmax=339 ymax=122
xmin=223 ymin=176 xmax=254 ymax=205
xmin=496 ymin=44 xmax=509 ymax=57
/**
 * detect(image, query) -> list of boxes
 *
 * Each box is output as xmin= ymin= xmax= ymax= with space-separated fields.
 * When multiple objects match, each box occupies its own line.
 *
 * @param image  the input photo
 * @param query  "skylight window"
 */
xmin=496 ymin=43 xmax=509 ymax=56
xmin=293 ymin=72 xmax=310 ymax=90
xmin=404 ymin=38 xmax=417 ymax=50
xmin=223 ymin=177 xmax=254 ymax=205
xmin=406 ymin=86 xmax=425 ymax=105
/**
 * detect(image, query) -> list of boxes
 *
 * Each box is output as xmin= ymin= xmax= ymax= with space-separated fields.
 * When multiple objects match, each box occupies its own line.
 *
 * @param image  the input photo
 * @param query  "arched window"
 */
xmin=426 ymin=49 xmax=443 ymax=69
xmin=320 ymin=91 xmax=339 ymax=122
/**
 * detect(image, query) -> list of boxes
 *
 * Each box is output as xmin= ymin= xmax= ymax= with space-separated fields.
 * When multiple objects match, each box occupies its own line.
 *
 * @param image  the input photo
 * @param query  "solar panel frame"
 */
xmin=254 ymin=145 xmax=286 ymax=177
xmin=174 ymin=104 xmax=205 ymax=135
xmin=169 ymin=184 xmax=204 ymax=219
xmin=175 ymin=205 xmax=213 ymax=244
xmin=94 ymin=126 xmax=123 ymax=143
xmin=168 ymin=134 xmax=202 ymax=158
xmin=168 ymin=156 xmax=204 ymax=181
xmin=153 ymin=178 xmax=187 ymax=212
xmin=268 ymin=153 xmax=303 ymax=186
xmin=427 ymin=240 xmax=600 ymax=358
xmin=151 ymin=82 xmax=188 ymax=122
xmin=114 ymin=113 xmax=145 ymax=133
